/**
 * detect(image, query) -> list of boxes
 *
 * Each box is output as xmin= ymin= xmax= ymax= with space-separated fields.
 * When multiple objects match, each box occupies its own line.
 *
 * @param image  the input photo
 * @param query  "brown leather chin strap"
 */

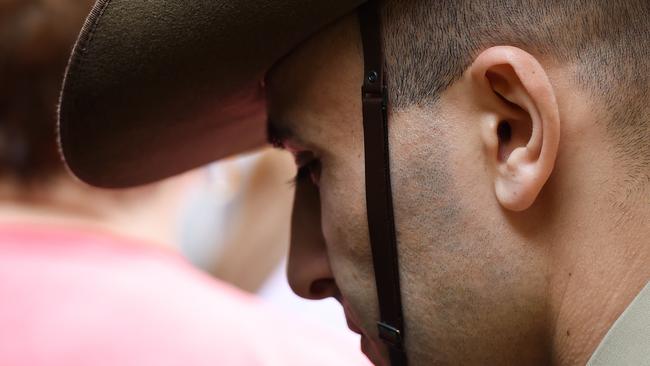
xmin=358 ymin=1 xmax=408 ymax=365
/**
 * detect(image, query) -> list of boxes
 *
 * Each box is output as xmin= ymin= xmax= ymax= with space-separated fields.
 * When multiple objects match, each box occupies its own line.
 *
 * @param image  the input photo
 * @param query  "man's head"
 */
xmin=268 ymin=1 xmax=650 ymax=365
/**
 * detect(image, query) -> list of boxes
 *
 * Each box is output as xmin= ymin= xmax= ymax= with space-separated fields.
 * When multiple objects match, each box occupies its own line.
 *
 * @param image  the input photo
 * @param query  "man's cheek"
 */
xmin=320 ymin=179 xmax=377 ymax=288
xmin=321 ymin=192 xmax=379 ymax=333
xmin=319 ymin=170 xmax=385 ymax=354
xmin=320 ymin=180 xmax=372 ymax=269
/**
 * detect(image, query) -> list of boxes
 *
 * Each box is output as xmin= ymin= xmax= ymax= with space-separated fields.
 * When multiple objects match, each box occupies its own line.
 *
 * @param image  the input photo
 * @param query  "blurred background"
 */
xmin=0 ymin=0 xmax=361 ymax=363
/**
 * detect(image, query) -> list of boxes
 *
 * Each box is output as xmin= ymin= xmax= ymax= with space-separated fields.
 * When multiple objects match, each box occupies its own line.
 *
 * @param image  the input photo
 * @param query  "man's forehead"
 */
xmin=268 ymin=14 xmax=360 ymax=77
xmin=266 ymin=13 xmax=363 ymax=142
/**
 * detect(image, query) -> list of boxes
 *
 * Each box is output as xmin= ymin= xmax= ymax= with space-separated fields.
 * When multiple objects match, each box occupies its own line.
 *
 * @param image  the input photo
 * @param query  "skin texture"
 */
xmin=267 ymin=13 xmax=650 ymax=366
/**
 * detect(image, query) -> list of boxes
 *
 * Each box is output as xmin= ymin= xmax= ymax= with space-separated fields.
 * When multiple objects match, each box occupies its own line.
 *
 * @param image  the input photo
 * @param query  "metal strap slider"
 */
xmin=378 ymin=321 xmax=403 ymax=347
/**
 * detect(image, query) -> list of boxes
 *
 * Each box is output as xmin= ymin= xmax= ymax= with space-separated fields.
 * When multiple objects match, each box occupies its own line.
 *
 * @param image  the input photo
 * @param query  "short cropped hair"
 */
xmin=0 ymin=0 xmax=93 ymax=185
xmin=382 ymin=0 xmax=650 ymax=174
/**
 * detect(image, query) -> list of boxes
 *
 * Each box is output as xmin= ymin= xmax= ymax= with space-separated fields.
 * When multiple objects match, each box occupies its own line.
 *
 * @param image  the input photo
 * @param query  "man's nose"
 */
xmin=287 ymin=179 xmax=337 ymax=300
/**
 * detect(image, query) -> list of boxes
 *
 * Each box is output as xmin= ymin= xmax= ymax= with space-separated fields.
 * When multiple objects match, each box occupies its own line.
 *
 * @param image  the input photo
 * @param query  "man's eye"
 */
xmin=291 ymin=160 xmax=321 ymax=187
xmin=294 ymin=165 xmax=311 ymax=183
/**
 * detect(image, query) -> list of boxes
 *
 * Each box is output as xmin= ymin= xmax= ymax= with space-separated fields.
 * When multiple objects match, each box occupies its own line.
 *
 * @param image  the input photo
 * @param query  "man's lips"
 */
xmin=344 ymin=309 xmax=364 ymax=335
xmin=337 ymin=297 xmax=363 ymax=335
xmin=336 ymin=296 xmax=382 ymax=364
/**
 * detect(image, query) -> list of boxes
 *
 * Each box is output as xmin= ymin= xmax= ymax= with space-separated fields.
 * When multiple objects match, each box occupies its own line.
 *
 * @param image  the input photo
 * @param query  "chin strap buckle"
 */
xmin=378 ymin=321 xmax=403 ymax=348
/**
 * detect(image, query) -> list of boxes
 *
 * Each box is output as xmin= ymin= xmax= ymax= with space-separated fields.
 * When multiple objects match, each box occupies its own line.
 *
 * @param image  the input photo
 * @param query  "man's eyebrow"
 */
xmin=267 ymin=118 xmax=294 ymax=148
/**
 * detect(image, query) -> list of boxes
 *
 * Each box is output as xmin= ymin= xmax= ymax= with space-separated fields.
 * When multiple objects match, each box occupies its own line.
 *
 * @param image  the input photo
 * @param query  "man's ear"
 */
xmin=471 ymin=46 xmax=560 ymax=212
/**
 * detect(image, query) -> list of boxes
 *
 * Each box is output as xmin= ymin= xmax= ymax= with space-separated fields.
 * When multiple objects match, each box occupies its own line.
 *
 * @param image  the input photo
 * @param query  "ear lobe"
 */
xmin=473 ymin=47 xmax=560 ymax=212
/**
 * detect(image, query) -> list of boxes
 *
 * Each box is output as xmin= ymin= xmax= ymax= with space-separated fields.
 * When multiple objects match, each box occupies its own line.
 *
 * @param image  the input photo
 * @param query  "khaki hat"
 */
xmin=59 ymin=0 xmax=364 ymax=187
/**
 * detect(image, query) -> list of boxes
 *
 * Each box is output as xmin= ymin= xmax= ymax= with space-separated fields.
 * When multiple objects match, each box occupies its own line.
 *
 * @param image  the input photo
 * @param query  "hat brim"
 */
xmin=59 ymin=0 xmax=364 ymax=188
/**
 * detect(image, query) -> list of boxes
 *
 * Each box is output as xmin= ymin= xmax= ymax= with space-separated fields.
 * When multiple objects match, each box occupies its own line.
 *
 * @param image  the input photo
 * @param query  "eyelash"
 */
xmin=288 ymin=160 xmax=319 ymax=187
xmin=288 ymin=166 xmax=309 ymax=187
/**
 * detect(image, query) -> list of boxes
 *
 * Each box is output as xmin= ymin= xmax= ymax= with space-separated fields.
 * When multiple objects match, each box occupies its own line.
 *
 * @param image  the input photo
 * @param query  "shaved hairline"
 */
xmin=380 ymin=0 xmax=650 ymax=182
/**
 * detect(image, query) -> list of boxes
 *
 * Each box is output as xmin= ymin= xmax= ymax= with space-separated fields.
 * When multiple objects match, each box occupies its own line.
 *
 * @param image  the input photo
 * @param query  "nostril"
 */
xmin=309 ymin=278 xmax=337 ymax=299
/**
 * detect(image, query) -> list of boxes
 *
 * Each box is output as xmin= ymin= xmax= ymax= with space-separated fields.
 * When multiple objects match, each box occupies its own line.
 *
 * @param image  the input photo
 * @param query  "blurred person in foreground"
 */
xmin=0 ymin=1 xmax=370 ymax=365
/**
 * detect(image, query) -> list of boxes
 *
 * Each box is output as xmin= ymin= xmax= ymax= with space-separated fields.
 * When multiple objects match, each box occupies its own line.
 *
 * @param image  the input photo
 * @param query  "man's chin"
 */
xmin=337 ymin=297 xmax=389 ymax=365
xmin=361 ymin=335 xmax=390 ymax=366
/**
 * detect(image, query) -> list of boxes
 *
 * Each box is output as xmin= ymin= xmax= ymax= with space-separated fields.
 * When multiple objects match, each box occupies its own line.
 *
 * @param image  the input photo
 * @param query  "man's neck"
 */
xmin=548 ymin=186 xmax=650 ymax=365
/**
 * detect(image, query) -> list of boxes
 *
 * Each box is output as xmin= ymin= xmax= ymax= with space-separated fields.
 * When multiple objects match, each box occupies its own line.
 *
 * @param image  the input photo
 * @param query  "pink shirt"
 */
xmin=0 ymin=225 xmax=369 ymax=366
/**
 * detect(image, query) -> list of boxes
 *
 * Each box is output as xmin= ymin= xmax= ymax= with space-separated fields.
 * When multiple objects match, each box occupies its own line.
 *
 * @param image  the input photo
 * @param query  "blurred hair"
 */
xmin=0 ymin=0 xmax=94 ymax=186
xmin=383 ymin=0 xmax=650 ymax=178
